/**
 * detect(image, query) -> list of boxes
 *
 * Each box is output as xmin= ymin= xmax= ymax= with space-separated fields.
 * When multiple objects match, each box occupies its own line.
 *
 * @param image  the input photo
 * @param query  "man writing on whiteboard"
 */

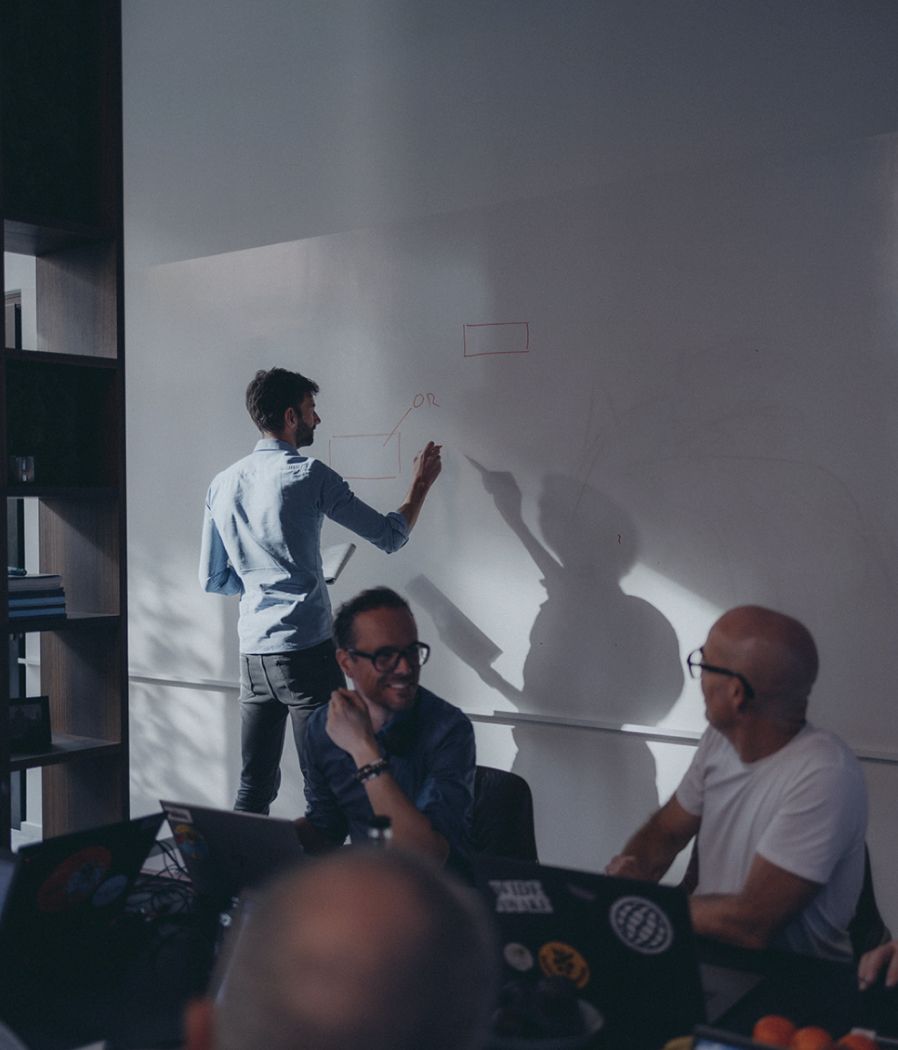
xmin=606 ymin=606 xmax=867 ymax=961
xmin=199 ymin=367 xmax=442 ymax=813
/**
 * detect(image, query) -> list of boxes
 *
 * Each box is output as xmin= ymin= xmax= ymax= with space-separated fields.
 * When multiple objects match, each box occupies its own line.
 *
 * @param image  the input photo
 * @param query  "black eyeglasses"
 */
xmin=686 ymin=648 xmax=755 ymax=699
xmin=347 ymin=642 xmax=431 ymax=673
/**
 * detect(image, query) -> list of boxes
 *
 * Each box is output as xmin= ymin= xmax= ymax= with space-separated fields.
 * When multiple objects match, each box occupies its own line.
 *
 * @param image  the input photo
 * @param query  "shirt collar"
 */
xmin=254 ymin=438 xmax=297 ymax=453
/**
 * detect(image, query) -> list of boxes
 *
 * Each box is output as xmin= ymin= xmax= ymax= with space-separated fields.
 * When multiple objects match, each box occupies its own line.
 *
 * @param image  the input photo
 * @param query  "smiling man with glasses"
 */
xmin=296 ymin=587 xmax=475 ymax=872
xmin=606 ymin=605 xmax=867 ymax=962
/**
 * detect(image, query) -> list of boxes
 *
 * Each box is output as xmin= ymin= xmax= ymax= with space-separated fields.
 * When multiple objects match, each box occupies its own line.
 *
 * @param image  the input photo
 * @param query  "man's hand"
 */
xmin=325 ymin=689 xmax=380 ymax=766
xmin=412 ymin=441 xmax=442 ymax=491
xmin=859 ymin=940 xmax=898 ymax=990
xmin=606 ymin=796 xmax=701 ymax=885
xmin=605 ymin=854 xmax=652 ymax=880
xmin=399 ymin=441 xmax=443 ymax=531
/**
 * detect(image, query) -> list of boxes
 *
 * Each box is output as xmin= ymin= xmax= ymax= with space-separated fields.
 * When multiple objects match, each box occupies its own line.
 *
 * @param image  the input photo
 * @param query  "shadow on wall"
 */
xmin=128 ymin=552 xmax=243 ymax=812
xmin=129 ymin=551 xmax=310 ymax=816
xmin=130 ymin=679 xmax=238 ymax=814
xmin=410 ymin=466 xmax=684 ymax=859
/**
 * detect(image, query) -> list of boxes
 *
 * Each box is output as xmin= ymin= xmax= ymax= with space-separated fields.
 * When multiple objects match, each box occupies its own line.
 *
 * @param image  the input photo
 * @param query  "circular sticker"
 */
xmin=503 ymin=942 xmax=534 ymax=973
xmin=172 ymin=822 xmax=208 ymax=860
xmin=91 ymin=873 xmax=129 ymax=909
xmin=36 ymin=846 xmax=112 ymax=913
xmin=609 ymin=896 xmax=674 ymax=955
xmin=537 ymin=940 xmax=591 ymax=989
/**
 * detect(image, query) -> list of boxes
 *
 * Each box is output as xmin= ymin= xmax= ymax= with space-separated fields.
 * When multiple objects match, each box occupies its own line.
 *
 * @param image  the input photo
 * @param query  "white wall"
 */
xmin=122 ymin=1 xmax=898 ymax=925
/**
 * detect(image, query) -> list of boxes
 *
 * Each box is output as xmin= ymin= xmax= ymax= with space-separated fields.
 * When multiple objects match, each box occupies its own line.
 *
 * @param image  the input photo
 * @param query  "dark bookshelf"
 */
xmin=1 ymin=0 xmax=127 ymax=845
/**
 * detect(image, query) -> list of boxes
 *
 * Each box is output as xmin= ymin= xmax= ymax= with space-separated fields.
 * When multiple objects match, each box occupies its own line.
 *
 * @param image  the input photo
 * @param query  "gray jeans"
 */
xmin=234 ymin=640 xmax=345 ymax=813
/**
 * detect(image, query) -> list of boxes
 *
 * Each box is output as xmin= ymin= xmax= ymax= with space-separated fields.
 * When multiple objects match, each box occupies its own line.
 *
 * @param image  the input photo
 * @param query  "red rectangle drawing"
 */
xmin=329 ymin=433 xmax=401 ymax=480
xmin=463 ymin=321 xmax=530 ymax=357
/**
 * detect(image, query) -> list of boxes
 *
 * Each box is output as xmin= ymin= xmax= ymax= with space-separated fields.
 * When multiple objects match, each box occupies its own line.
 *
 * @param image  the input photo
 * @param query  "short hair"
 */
xmin=245 ymin=368 xmax=319 ymax=433
xmin=213 ymin=849 xmax=500 ymax=1050
xmin=333 ymin=586 xmax=411 ymax=650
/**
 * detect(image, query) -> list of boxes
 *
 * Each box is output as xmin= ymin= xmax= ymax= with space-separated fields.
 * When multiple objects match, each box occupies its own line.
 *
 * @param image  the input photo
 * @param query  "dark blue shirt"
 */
xmin=300 ymin=686 xmax=475 ymax=872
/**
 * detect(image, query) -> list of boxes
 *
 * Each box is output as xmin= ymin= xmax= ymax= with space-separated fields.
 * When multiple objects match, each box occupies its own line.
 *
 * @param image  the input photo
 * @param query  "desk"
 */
xmin=699 ymin=937 xmax=898 ymax=1042
xmin=4 ymin=884 xmax=896 ymax=1050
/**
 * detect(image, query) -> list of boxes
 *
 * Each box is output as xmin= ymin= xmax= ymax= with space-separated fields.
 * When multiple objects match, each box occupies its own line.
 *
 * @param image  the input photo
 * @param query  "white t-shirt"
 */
xmin=676 ymin=723 xmax=867 ymax=961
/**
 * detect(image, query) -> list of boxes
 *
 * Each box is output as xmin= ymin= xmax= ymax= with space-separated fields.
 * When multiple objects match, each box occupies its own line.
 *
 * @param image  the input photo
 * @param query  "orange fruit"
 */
xmin=753 ymin=1015 xmax=797 ymax=1047
xmin=836 ymin=1035 xmax=878 ymax=1050
xmin=789 ymin=1027 xmax=835 ymax=1050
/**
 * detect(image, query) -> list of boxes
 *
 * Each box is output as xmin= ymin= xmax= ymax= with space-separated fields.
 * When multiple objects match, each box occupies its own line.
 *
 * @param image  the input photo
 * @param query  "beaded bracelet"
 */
xmin=355 ymin=757 xmax=389 ymax=783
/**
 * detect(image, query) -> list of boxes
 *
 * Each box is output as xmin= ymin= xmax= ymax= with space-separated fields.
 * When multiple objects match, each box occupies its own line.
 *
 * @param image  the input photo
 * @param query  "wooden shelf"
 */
xmin=9 ymin=735 xmax=120 ymax=772
xmin=3 ymin=486 xmax=117 ymax=500
xmin=3 ymin=216 xmax=114 ymax=257
xmin=0 ymin=347 xmax=119 ymax=368
xmin=3 ymin=612 xmax=119 ymax=635
xmin=1 ymin=0 xmax=127 ymax=844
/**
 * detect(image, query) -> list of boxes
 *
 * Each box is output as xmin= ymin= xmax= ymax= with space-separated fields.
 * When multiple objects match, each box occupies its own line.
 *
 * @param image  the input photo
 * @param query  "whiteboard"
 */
xmin=126 ymin=131 xmax=898 ymax=759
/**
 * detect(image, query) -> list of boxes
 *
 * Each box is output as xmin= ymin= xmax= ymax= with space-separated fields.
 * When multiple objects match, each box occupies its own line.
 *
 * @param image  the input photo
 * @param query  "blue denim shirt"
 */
xmin=200 ymin=439 xmax=409 ymax=653
xmin=300 ymin=686 xmax=475 ymax=874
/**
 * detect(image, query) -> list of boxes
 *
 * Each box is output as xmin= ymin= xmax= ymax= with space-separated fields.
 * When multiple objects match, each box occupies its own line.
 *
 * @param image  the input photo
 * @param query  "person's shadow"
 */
xmin=410 ymin=460 xmax=683 ymax=869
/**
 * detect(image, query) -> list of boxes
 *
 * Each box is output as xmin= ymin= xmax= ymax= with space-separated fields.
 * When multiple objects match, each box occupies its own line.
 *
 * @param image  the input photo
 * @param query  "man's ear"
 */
xmin=184 ymin=998 xmax=216 ymax=1050
xmin=335 ymin=647 xmax=353 ymax=678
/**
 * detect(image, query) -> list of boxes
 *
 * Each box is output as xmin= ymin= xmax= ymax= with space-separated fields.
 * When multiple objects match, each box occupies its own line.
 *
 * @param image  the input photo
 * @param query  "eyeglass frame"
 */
xmin=686 ymin=648 xmax=755 ymax=700
xmin=346 ymin=641 xmax=431 ymax=674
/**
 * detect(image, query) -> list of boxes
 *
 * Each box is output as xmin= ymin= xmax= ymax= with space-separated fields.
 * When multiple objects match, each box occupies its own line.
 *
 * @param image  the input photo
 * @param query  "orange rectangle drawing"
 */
xmin=329 ymin=433 xmax=401 ymax=480
xmin=463 ymin=321 xmax=530 ymax=357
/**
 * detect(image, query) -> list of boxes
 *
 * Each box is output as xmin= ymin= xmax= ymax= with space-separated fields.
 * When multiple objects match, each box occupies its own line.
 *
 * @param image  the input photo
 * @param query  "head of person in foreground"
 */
xmin=183 ymin=847 xmax=500 ymax=1050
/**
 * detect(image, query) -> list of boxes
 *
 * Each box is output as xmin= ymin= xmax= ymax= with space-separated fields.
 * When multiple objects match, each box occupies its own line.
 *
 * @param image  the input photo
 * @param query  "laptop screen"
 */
xmin=475 ymin=856 xmax=707 ymax=1050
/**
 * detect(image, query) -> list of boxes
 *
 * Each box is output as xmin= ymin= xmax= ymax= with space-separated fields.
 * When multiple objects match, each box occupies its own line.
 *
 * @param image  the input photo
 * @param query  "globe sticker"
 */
xmin=503 ymin=942 xmax=534 ymax=973
xmin=537 ymin=940 xmax=590 ymax=989
xmin=609 ymin=896 xmax=674 ymax=955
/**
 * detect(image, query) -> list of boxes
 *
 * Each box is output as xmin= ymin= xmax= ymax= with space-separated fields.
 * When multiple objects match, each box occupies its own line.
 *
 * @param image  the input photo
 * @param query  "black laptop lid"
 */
xmin=475 ymin=856 xmax=707 ymax=1050
xmin=0 ymin=813 xmax=164 ymax=974
xmin=160 ymin=801 xmax=305 ymax=907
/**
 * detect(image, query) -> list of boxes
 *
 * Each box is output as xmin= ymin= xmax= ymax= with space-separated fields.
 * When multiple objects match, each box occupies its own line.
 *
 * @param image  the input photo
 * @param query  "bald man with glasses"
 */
xmin=296 ymin=587 xmax=475 ymax=874
xmin=607 ymin=605 xmax=867 ymax=962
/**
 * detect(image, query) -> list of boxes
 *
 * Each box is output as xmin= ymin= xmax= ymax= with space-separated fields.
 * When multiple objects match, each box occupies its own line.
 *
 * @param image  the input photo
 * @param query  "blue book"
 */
xmin=8 ymin=595 xmax=66 ymax=608
xmin=7 ymin=607 xmax=67 ymax=619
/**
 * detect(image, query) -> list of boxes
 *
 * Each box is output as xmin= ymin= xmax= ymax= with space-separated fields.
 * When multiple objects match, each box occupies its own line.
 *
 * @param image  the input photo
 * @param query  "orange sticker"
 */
xmin=537 ymin=940 xmax=590 ymax=989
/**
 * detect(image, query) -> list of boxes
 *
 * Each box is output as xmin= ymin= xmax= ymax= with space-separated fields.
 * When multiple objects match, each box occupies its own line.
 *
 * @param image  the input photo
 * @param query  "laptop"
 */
xmin=475 ymin=857 xmax=760 ymax=1050
xmin=0 ymin=812 xmax=164 ymax=984
xmin=160 ymin=801 xmax=305 ymax=908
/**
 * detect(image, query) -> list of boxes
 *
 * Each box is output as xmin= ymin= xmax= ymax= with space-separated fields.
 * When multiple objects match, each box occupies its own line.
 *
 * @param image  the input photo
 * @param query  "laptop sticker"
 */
xmin=488 ymin=879 xmax=553 ymax=913
xmin=91 ymin=874 xmax=129 ymax=909
xmin=538 ymin=941 xmax=591 ymax=988
xmin=503 ymin=943 xmax=534 ymax=972
xmin=37 ymin=847 xmax=112 ymax=912
xmin=171 ymin=823 xmax=208 ymax=860
xmin=609 ymin=896 xmax=674 ymax=955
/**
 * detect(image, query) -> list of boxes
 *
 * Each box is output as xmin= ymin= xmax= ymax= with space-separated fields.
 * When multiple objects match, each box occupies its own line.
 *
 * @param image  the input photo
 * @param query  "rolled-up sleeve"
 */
xmin=415 ymin=713 xmax=476 ymax=868
xmin=316 ymin=463 xmax=410 ymax=553
xmin=199 ymin=499 xmax=242 ymax=594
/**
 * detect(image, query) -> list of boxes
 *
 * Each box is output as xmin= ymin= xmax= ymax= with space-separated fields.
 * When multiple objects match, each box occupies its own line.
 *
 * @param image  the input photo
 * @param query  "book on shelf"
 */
xmin=6 ymin=580 xmax=67 ymax=620
xmin=8 ymin=591 xmax=65 ymax=607
xmin=7 ymin=571 xmax=63 ymax=593
xmin=7 ymin=606 xmax=67 ymax=619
